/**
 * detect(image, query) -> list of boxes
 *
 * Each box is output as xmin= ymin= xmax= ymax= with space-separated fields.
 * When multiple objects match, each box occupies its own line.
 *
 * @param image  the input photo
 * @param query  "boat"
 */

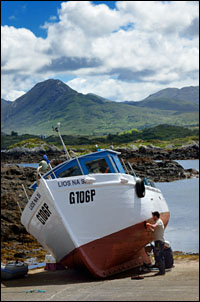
xmin=20 ymin=123 xmax=170 ymax=278
xmin=1 ymin=261 xmax=28 ymax=280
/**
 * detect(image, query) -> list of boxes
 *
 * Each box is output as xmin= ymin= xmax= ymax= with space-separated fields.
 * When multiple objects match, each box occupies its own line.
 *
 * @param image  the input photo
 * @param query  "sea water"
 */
xmin=17 ymin=163 xmax=39 ymax=168
xmin=156 ymin=160 xmax=199 ymax=253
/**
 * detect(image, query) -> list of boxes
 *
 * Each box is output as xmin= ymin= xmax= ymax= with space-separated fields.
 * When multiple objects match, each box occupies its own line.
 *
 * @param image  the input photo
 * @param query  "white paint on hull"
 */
xmin=21 ymin=174 xmax=169 ymax=262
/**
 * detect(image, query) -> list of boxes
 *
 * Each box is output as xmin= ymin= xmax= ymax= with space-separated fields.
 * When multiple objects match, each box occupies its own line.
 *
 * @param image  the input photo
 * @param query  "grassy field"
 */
xmin=1 ymin=124 xmax=199 ymax=150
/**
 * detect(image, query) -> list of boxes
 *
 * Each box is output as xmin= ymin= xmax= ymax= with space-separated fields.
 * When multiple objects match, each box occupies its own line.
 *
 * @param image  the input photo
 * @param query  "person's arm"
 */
xmin=147 ymin=222 xmax=158 ymax=229
xmin=146 ymin=222 xmax=158 ymax=232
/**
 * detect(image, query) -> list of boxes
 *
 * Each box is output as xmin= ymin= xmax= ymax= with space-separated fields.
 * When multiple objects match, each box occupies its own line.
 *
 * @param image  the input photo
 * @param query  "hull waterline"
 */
xmin=60 ymin=212 xmax=170 ymax=277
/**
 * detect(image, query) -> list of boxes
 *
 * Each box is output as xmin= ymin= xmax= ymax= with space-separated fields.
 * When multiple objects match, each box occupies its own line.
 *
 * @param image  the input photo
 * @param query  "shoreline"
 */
xmin=1 ymin=141 xmax=199 ymax=164
xmin=1 ymin=149 xmax=199 ymax=275
xmin=1 ymin=238 xmax=199 ymax=266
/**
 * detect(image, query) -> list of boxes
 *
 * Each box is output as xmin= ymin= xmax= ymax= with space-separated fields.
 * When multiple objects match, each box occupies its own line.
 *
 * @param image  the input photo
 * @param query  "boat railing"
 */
xmin=121 ymin=158 xmax=129 ymax=174
xmin=144 ymin=177 xmax=156 ymax=188
xmin=121 ymin=161 xmax=155 ymax=187
xmin=121 ymin=158 xmax=137 ymax=180
xmin=127 ymin=162 xmax=137 ymax=179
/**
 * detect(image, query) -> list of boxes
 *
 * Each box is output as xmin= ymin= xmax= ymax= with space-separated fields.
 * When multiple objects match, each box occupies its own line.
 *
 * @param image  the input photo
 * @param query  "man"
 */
xmin=146 ymin=211 xmax=165 ymax=276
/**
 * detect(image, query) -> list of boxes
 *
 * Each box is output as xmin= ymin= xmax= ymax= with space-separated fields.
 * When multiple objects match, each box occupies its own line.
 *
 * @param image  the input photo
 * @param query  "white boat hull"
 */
xmin=21 ymin=173 xmax=170 ymax=277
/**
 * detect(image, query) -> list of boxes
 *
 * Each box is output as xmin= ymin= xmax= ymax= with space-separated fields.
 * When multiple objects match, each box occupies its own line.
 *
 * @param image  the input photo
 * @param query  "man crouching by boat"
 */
xmin=146 ymin=211 xmax=165 ymax=276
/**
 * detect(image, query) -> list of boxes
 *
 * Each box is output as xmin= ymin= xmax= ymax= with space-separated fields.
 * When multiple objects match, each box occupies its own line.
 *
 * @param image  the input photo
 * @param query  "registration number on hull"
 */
xmin=36 ymin=203 xmax=52 ymax=225
xmin=69 ymin=190 xmax=96 ymax=204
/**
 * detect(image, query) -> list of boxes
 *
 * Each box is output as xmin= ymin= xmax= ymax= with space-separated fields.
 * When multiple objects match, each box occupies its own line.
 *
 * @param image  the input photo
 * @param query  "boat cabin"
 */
xmin=31 ymin=150 xmax=126 ymax=191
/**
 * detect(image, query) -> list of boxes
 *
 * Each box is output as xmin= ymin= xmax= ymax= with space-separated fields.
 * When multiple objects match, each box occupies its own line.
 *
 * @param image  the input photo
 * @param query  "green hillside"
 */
xmin=2 ymin=124 xmax=199 ymax=149
xmin=124 ymin=86 xmax=199 ymax=111
xmin=1 ymin=80 xmax=199 ymax=136
xmin=129 ymin=98 xmax=198 ymax=112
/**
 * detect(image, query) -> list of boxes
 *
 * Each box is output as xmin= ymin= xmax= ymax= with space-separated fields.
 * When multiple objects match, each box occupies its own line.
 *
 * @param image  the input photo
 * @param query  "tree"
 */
xmin=11 ymin=131 xmax=18 ymax=136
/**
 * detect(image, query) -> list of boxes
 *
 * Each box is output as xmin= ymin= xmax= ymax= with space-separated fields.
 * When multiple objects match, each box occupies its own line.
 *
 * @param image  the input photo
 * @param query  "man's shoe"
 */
xmin=150 ymin=267 xmax=159 ymax=271
xmin=151 ymin=264 xmax=158 ymax=268
xmin=143 ymin=263 xmax=153 ymax=268
xmin=154 ymin=271 xmax=165 ymax=276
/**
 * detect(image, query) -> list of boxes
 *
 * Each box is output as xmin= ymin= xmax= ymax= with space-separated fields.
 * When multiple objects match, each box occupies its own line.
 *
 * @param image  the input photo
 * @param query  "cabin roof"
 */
xmin=53 ymin=149 xmax=121 ymax=170
xmin=79 ymin=149 xmax=121 ymax=159
xmin=30 ymin=149 xmax=122 ymax=190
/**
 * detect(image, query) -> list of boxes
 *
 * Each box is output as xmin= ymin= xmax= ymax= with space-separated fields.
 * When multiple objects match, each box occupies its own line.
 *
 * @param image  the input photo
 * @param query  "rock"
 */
xmin=1 ymin=164 xmax=37 ymax=242
xmin=124 ymin=158 xmax=199 ymax=183
xmin=2 ymin=142 xmax=199 ymax=164
xmin=116 ymin=143 xmax=199 ymax=161
xmin=165 ymin=145 xmax=175 ymax=149
xmin=130 ymin=144 xmax=139 ymax=151
xmin=1 ymin=145 xmax=63 ymax=164
xmin=14 ymin=252 xmax=26 ymax=258
xmin=138 ymin=146 xmax=148 ymax=153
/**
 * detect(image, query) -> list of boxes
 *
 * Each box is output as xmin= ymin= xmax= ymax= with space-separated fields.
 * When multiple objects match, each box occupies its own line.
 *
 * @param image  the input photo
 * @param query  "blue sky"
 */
xmin=1 ymin=1 xmax=117 ymax=38
xmin=2 ymin=1 xmax=64 ymax=38
xmin=1 ymin=1 xmax=199 ymax=101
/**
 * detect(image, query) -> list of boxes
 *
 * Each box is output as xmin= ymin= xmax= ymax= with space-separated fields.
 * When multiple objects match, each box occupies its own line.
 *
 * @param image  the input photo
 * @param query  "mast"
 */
xmin=53 ymin=122 xmax=71 ymax=160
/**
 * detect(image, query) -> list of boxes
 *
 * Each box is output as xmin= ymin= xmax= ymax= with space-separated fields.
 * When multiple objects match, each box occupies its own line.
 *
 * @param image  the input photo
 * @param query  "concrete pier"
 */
xmin=1 ymin=259 xmax=199 ymax=301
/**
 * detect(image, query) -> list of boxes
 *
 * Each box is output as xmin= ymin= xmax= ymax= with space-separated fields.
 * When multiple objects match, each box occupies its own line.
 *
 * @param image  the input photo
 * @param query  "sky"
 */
xmin=1 ymin=1 xmax=199 ymax=102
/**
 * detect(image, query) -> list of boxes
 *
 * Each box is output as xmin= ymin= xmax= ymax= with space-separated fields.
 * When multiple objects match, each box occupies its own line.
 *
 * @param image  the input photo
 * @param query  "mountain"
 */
xmin=144 ymin=86 xmax=199 ymax=103
xmin=86 ymin=93 xmax=111 ymax=102
xmin=1 ymin=98 xmax=12 ymax=110
xmin=124 ymin=86 xmax=199 ymax=112
xmin=1 ymin=80 xmax=199 ymax=136
xmin=1 ymin=99 xmax=13 ymax=122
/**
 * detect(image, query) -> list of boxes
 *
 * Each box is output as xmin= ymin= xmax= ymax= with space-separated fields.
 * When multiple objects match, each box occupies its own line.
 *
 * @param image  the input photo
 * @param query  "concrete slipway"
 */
xmin=1 ymin=259 xmax=199 ymax=301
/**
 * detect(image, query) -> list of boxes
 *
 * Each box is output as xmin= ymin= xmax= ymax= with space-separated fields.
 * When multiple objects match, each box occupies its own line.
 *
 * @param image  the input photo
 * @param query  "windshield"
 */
xmin=85 ymin=158 xmax=111 ymax=174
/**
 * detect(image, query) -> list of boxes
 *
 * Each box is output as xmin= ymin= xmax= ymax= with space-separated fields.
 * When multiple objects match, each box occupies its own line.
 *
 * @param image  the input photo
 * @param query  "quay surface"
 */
xmin=1 ymin=259 xmax=199 ymax=301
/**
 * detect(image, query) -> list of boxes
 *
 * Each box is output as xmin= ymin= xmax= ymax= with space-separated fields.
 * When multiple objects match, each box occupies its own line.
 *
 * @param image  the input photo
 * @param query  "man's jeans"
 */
xmin=154 ymin=240 xmax=165 ymax=274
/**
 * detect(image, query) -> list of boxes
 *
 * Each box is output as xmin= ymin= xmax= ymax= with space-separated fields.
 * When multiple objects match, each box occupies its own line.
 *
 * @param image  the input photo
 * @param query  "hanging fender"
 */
xmin=135 ymin=179 xmax=145 ymax=198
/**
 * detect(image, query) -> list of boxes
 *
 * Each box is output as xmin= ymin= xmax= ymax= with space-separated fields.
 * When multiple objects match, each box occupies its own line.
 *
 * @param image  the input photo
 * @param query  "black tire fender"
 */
xmin=136 ymin=179 xmax=145 ymax=198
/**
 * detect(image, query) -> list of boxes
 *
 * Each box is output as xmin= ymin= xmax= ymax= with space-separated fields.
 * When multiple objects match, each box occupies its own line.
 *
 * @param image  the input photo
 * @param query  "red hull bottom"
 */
xmin=61 ymin=212 xmax=170 ymax=278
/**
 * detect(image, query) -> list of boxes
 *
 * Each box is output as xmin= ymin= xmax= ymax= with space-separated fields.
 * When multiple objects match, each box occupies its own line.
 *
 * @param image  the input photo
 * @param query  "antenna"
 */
xmin=53 ymin=122 xmax=71 ymax=160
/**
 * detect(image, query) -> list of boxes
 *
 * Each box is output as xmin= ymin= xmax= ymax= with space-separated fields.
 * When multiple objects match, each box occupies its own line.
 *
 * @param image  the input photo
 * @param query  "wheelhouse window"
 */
xmin=58 ymin=165 xmax=82 ymax=178
xmin=85 ymin=158 xmax=111 ymax=174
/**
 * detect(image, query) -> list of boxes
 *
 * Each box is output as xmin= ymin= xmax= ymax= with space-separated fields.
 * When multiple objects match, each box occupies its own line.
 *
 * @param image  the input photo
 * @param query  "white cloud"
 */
xmin=1 ymin=73 xmax=48 ymax=101
xmin=67 ymin=74 xmax=198 ymax=102
xmin=1 ymin=1 xmax=199 ymax=102
xmin=2 ymin=26 xmax=50 ymax=74
xmin=58 ymin=1 xmax=130 ymax=37
xmin=116 ymin=1 xmax=198 ymax=35
xmin=3 ymin=90 xmax=25 ymax=102
xmin=49 ymin=15 xmax=57 ymax=21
